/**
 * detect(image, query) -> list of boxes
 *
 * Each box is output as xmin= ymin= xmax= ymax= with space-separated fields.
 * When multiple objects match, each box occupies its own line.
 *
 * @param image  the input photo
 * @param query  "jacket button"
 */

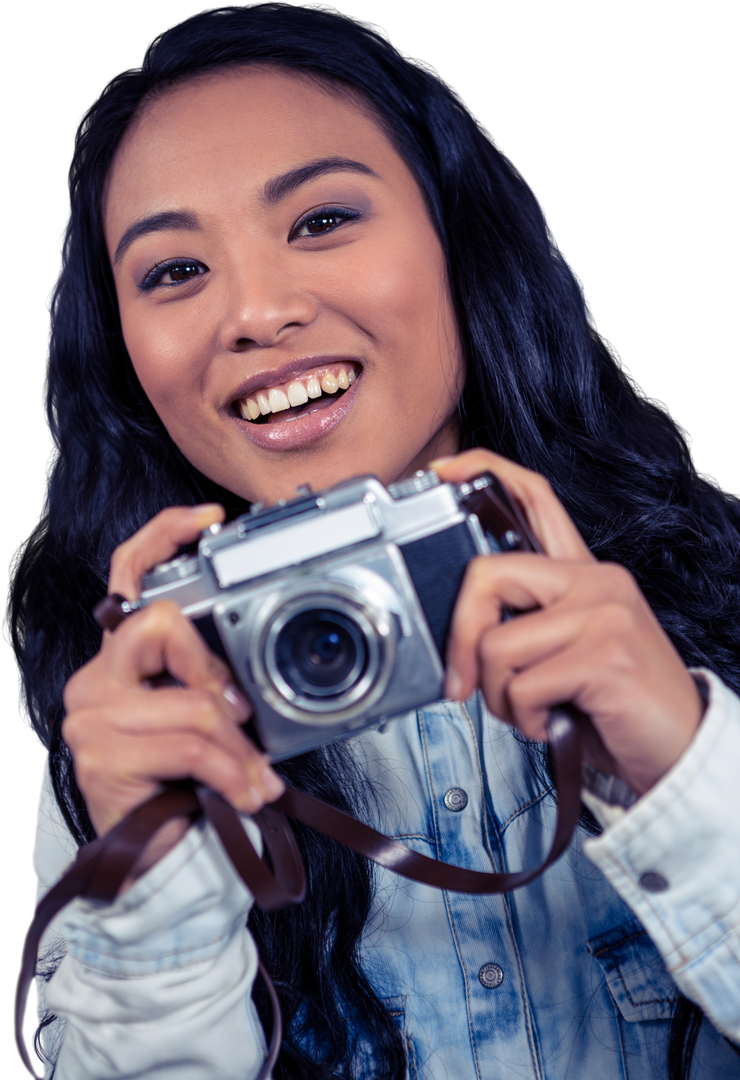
xmin=639 ymin=871 xmax=669 ymax=892
xmin=478 ymin=963 xmax=504 ymax=989
xmin=444 ymin=788 xmax=468 ymax=812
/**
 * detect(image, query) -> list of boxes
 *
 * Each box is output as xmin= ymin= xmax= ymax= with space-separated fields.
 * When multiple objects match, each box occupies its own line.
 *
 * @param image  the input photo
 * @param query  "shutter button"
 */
xmin=479 ymin=963 xmax=504 ymax=989
xmin=444 ymin=788 xmax=468 ymax=812
xmin=639 ymin=871 xmax=669 ymax=893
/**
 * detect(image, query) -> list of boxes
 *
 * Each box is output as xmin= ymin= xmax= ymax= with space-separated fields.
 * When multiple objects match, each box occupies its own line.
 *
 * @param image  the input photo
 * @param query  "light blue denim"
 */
xmin=353 ymin=697 xmax=740 ymax=1079
xmin=39 ymin=688 xmax=740 ymax=1079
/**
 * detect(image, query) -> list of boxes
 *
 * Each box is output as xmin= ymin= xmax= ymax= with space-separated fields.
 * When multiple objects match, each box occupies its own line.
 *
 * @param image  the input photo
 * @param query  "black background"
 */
xmin=4 ymin=6 xmax=734 ymax=1071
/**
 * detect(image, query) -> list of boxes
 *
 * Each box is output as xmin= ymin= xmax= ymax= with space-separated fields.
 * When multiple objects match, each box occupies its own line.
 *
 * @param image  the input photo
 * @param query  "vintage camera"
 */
xmin=139 ymin=470 xmax=538 ymax=760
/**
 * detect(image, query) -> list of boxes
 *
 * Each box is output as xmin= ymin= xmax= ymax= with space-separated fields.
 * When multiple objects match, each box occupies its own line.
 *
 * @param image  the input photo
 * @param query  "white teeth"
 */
xmin=240 ymin=367 xmax=358 ymax=421
xmin=287 ymin=381 xmax=308 ymax=407
xmin=268 ymin=387 xmax=290 ymax=413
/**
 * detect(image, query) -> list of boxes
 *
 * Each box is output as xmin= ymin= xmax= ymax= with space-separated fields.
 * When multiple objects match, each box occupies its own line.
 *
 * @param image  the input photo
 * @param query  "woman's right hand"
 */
xmin=62 ymin=504 xmax=285 ymax=875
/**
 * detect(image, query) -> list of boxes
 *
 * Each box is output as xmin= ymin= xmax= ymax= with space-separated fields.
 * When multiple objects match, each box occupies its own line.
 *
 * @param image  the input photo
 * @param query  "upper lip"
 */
xmin=226 ymin=355 xmax=363 ymax=408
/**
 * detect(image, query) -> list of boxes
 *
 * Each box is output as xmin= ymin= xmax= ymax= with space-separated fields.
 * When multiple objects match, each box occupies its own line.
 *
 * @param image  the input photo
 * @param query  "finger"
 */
xmin=64 ymin=685 xmax=280 ymax=805
xmin=444 ymin=548 xmax=705 ymax=792
xmin=109 ymin=504 xmax=225 ymax=600
xmin=69 ymin=725 xmax=284 ymax=833
xmin=445 ymin=553 xmax=586 ymax=698
xmin=470 ymin=605 xmax=589 ymax=720
xmin=101 ymin=601 xmax=245 ymax=707
xmin=65 ymin=682 xmax=283 ymax=812
xmin=67 ymin=604 xmax=252 ymax=727
xmin=477 ymin=638 xmax=590 ymax=744
xmin=483 ymin=624 xmax=701 ymax=791
xmin=430 ymin=449 xmax=592 ymax=562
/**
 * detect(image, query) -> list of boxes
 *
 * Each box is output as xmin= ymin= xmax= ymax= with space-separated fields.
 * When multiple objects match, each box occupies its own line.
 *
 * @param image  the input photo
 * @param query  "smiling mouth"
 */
xmin=235 ymin=362 xmax=359 ymax=425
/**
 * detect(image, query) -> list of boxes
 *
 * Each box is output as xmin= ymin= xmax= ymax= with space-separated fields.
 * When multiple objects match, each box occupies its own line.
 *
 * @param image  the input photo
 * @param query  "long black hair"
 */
xmin=10 ymin=5 xmax=740 ymax=1078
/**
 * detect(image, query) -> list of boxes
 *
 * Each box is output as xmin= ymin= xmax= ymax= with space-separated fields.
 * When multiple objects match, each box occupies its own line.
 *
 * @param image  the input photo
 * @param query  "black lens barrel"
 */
xmin=274 ymin=608 xmax=368 ymax=699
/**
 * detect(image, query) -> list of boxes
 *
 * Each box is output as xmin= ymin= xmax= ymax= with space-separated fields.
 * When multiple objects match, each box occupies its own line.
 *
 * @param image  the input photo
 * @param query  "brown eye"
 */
xmin=304 ymin=216 xmax=338 ymax=235
xmin=139 ymin=259 xmax=209 ymax=292
xmin=168 ymin=263 xmax=202 ymax=281
xmin=291 ymin=208 xmax=359 ymax=241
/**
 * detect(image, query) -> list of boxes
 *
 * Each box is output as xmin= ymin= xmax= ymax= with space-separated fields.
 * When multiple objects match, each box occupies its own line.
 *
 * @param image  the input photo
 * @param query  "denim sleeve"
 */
xmin=583 ymin=669 xmax=740 ymax=1042
xmin=43 ymin=814 xmax=268 ymax=1080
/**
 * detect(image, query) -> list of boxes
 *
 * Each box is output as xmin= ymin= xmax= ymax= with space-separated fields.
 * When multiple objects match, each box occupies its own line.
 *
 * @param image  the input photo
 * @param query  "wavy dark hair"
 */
xmin=10 ymin=5 xmax=740 ymax=1078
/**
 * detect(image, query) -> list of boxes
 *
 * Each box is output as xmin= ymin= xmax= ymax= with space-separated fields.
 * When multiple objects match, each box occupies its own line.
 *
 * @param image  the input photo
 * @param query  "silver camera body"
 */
xmin=139 ymin=470 xmax=534 ymax=760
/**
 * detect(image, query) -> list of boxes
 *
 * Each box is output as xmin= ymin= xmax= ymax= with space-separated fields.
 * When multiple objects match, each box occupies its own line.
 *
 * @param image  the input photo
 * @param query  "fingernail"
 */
xmin=262 ymin=765 xmax=285 ymax=800
xmin=223 ymin=683 xmax=251 ymax=720
xmin=190 ymin=503 xmax=223 ymax=515
xmin=429 ymin=456 xmax=454 ymax=469
xmin=445 ymin=668 xmax=463 ymax=700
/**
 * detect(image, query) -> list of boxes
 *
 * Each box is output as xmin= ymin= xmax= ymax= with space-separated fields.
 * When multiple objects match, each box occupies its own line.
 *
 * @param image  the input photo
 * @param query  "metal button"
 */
xmin=639 ymin=871 xmax=669 ymax=893
xmin=478 ymin=963 xmax=504 ymax=989
xmin=444 ymin=788 xmax=468 ymax=812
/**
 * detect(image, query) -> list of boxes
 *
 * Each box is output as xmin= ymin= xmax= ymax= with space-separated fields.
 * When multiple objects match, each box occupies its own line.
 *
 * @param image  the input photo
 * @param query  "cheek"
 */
xmin=374 ymin=237 xmax=463 ymax=409
xmin=119 ymin=306 xmax=207 ymax=420
xmin=330 ymin=225 xmax=461 ymax=379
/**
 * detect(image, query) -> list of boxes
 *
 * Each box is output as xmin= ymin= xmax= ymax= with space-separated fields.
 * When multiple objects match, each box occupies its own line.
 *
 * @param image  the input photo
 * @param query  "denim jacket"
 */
xmin=35 ymin=671 xmax=740 ymax=1078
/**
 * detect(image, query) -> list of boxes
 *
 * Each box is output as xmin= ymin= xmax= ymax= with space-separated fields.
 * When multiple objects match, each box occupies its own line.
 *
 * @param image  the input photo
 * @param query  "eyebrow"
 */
xmin=112 ymin=158 xmax=377 ymax=264
xmin=261 ymin=156 xmax=378 ymax=206
xmin=113 ymin=210 xmax=200 ymax=265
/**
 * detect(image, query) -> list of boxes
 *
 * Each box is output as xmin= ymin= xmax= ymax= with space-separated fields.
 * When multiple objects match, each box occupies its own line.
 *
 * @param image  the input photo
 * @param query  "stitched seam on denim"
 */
xmin=613 ymin=967 xmax=673 ymax=1008
xmin=406 ymin=1035 xmax=419 ymax=1080
xmin=443 ymin=888 xmax=484 ymax=1080
xmin=499 ymin=787 xmax=554 ymax=834
xmin=481 ymin=792 xmax=506 ymax=868
xmin=461 ymin=701 xmax=505 ymax=867
xmin=616 ymin=1008 xmax=630 ymax=1080
xmin=592 ymin=930 xmax=674 ymax=1007
xmin=417 ymin=710 xmax=443 ymax=876
xmin=68 ymin=937 xmax=233 ymax=972
xmin=460 ymin=702 xmax=500 ymax=867
xmin=418 ymin=708 xmax=483 ymax=1080
xmin=602 ymin=853 xmax=690 ymax=965
xmin=680 ymin=923 xmax=740 ymax=975
xmin=462 ymin=702 xmax=544 ymax=1080
xmin=591 ymin=929 xmax=648 ymax=958
xmin=386 ymin=833 xmax=435 ymax=844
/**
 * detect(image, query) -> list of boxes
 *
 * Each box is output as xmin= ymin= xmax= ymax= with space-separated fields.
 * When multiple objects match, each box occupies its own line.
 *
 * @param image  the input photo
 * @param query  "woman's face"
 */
xmin=104 ymin=67 xmax=464 ymax=505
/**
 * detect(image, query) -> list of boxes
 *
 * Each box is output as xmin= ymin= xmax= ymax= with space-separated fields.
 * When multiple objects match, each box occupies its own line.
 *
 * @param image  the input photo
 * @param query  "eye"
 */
xmin=290 ymin=207 xmax=360 ymax=240
xmin=139 ymin=259 xmax=209 ymax=291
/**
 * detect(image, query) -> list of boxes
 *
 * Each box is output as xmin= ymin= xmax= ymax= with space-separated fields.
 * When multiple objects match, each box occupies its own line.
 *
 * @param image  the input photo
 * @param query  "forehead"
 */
xmin=104 ymin=66 xmax=407 ymax=231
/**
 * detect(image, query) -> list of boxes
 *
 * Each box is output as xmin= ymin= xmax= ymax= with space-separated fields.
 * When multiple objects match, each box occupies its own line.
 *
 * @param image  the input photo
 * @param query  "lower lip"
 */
xmin=233 ymin=376 xmax=361 ymax=450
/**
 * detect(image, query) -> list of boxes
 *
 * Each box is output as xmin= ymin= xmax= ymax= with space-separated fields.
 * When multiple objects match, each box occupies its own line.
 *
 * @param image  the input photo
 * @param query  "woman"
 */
xmin=10 ymin=4 xmax=740 ymax=1078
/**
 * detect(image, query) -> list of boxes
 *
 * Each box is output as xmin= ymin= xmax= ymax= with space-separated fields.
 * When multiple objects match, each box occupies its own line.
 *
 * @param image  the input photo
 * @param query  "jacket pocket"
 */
xmin=587 ymin=916 xmax=677 ymax=1022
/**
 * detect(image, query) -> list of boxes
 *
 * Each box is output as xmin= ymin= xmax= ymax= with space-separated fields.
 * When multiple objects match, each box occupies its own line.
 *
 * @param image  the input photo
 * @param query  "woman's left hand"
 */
xmin=432 ymin=449 xmax=705 ymax=797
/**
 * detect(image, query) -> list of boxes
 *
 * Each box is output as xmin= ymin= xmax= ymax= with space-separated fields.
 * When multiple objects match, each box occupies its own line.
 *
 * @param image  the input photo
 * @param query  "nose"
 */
xmin=219 ymin=257 xmax=319 ymax=351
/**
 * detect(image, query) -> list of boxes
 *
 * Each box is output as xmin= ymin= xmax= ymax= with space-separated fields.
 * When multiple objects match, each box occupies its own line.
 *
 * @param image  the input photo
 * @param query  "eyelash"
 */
xmin=289 ymin=205 xmax=358 ymax=239
xmin=138 ymin=207 xmax=361 ymax=290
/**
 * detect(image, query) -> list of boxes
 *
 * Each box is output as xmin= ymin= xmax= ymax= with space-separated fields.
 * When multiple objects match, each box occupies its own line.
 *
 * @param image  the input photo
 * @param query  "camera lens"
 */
xmin=274 ymin=609 xmax=367 ymax=699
